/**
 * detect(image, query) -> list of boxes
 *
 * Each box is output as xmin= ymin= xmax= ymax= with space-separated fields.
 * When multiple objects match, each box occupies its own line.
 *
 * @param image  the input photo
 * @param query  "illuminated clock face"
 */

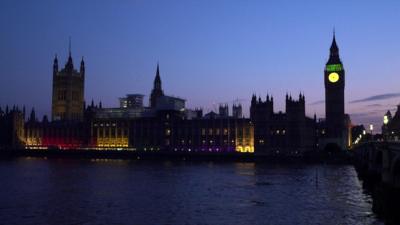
xmin=328 ymin=72 xmax=339 ymax=83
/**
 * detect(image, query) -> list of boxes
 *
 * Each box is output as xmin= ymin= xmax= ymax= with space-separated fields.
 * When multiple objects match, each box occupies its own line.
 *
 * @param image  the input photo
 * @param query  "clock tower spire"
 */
xmin=324 ymin=32 xmax=346 ymax=149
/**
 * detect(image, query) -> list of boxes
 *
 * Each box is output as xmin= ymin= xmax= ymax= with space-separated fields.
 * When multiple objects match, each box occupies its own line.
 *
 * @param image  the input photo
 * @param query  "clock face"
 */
xmin=328 ymin=72 xmax=339 ymax=83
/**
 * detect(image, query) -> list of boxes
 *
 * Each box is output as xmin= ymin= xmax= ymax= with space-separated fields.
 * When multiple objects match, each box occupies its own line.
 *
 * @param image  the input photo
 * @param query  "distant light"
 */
xmin=369 ymin=124 xmax=374 ymax=131
xmin=383 ymin=115 xmax=389 ymax=125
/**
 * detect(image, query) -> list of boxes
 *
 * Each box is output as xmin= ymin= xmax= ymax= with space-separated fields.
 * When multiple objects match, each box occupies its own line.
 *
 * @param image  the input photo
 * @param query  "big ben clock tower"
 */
xmin=324 ymin=33 xmax=346 ymax=148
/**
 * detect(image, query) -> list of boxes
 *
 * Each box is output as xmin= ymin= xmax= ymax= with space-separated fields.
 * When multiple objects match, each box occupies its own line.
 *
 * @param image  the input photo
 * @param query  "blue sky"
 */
xmin=1 ymin=0 xmax=400 ymax=131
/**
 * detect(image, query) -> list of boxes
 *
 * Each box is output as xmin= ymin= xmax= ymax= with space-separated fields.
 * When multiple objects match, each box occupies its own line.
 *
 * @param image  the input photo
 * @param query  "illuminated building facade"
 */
xmin=25 ymin=108 xmax=88 ymax=149
xmin=22 ymin=61 xmax=254 ymax=153
xmin=123 ymin=110 xmax=254 ymax=153
xmin=85 ymin=65 xmax=253 ymax=152
xmin=250 ymin=94 xmax=316 ymax=155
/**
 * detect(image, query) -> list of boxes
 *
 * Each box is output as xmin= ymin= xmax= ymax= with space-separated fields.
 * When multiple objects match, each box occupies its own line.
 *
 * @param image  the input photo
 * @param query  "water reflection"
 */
xmin=0 ymin=158 xmax=384 ymax=225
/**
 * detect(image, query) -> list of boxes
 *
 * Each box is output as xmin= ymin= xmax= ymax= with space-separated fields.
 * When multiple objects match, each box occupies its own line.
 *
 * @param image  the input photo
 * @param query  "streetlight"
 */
xmin=369 ymin=124 xmax=374 ymax=142
xmin=383 ymin=115 xmax=389 ymax=141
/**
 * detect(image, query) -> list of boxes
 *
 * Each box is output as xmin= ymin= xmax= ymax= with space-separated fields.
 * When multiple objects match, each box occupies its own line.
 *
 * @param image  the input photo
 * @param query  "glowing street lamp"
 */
xmin=383 ymin=115 xmax=390 ymax=141
xmin=369 ymin=124 xmax=374 ymax=141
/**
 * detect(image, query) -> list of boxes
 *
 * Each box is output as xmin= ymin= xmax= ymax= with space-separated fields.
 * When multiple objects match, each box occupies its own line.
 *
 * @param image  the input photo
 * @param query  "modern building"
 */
xmin=119 ymin=94 xmax=144 ymax=109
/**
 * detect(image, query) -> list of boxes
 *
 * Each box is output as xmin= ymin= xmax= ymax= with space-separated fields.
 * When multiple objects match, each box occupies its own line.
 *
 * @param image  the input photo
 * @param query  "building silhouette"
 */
xmin=250 ymin=94 xmax=316 ymax=155
xmin=149 ymin=64 xmax=164 ymax=108
xmin=51 ymin=45 xmax=85 ymax=121
xmin=322 ymin=33 xmax=350 ymax=150
xmin=1 ymin=35 xmax=355 ymax=153
xmin=382 ymin=106 xmax=400 ymax=140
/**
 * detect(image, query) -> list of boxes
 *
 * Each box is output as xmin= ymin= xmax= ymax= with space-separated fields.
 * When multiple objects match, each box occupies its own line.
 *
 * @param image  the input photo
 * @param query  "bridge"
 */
xmin=353 ymin=141 xmax=400 ymax=188
xmin=353 ymin=141 xmax=400 ymax=221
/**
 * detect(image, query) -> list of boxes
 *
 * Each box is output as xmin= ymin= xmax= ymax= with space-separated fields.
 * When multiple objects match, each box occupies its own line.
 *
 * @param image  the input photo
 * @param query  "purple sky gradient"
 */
xmin=1 ymin=0 xmax=400 ymax=132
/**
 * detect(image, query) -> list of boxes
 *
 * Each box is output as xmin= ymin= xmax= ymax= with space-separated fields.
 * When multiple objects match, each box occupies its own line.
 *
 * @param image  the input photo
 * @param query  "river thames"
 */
xmin=0 ymin=157 xmax=383 ymax=225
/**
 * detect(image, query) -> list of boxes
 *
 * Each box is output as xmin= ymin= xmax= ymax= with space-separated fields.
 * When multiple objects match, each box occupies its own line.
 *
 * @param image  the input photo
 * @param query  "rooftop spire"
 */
xmin=154 ymin=63 xmax=162 ymax=89
xmin=156 ymin=62 xmax=160 ymax=78
xmin=53 ymin=54 xmax=59 ymax=74
xmin=330 ymin=29 xmax=338 ymax=52
xmin=65 ymin=37 xmax=74 ymax=71
xmin=69 ymin=36 xmax=71 ymax=57
xmin=327 ymin=30 xmax=341 ymax=64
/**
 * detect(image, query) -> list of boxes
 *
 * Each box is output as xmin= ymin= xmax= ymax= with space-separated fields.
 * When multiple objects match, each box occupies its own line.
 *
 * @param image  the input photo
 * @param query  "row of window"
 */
xmin=26 ymin=128 xmax=83 ymax=138
xmin=56 ymin=90 xmax=81 ymax=101
xmin=94 ymin=127 xmax=128 ymax=138
xmin=54 ymin=112 xmax=81 ymax=120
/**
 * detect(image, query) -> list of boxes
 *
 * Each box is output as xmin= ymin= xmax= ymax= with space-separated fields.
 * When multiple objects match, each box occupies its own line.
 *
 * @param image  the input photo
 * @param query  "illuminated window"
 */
xmin=201 ymin=129 xmax=206 ymax=136
xmin=209 ymin=129 xmax=213 ymax=135
xmin=216 ymin=129 xmax=220 ymax=135
xmin=166 ymin=129 xmax=171 ymax=136
xmin=224 ymin=129 xmax=228 ymax=135
xmin=282 ymin=130 xmax=286 ymax=135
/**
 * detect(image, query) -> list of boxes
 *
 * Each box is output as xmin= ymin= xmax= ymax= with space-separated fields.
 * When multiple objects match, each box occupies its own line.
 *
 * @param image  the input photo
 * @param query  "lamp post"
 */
xmin=383 ymin=115 xmax=389 ymax=141
xmin=369 ymin=124 xmax=374 ymax=142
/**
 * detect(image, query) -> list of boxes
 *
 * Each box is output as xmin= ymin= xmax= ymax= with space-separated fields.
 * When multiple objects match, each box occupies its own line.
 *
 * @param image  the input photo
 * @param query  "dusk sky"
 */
xmin=1 ymin=0 xmax=400 ymax=131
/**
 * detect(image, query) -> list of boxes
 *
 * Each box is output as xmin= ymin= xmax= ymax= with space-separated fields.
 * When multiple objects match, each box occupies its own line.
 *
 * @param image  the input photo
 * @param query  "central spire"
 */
xmin=327 ymin=30 xmax=341 ymax=64
xmin=69 ymin=36 xmax=72 ymax=57
xmin=66 ymin=37 xmax=74 ymax=71
xmin=150 ymin=63 xmax=164 ymax=108
xmin=154 ymin=63 xmax=162 ymax=90
xmin=330 ymin=30 xmax=338 ymax=53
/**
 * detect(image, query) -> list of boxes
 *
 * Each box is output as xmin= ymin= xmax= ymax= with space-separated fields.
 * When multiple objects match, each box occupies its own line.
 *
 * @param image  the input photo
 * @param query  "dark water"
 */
xmin=0 ymin=158 xmax=383 ymax=225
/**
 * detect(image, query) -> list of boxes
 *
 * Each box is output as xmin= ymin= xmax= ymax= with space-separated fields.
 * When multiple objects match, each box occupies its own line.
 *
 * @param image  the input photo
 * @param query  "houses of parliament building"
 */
xmin=0 ymin=35 xmax=352 ymax=154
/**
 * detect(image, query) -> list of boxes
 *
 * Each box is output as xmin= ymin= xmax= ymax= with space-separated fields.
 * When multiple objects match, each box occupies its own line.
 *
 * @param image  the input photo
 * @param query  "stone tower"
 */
xmin=51 ymin=43 xmax=85 ymax=121
xmin=324 ymin=32 xmax=346 ymax=148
